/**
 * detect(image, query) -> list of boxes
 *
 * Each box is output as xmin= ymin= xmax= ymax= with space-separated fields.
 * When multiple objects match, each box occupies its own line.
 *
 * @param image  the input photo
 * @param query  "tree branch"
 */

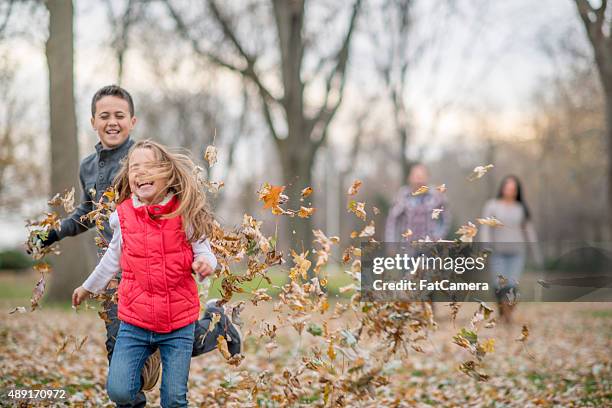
xmin=575 ymin=0 xmax=607 ymax=47
xmin=309 ymin=0 xmax=362 ymax=151
xmin=164 ymin=0 xmax=281 ymax=141
xmin=0 ymin=0 xmax=15 ymax=39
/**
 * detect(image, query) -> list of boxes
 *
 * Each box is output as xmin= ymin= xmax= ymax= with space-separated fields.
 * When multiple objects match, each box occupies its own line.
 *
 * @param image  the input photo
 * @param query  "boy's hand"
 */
xmin=72 ymin=286 xmax=92 ymax=307
xmin=192 ymin=257 xmax=214 ymax=281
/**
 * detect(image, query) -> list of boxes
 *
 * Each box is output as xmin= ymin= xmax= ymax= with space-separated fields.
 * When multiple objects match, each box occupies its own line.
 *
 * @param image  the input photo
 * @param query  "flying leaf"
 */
xmin=258 ymin=183 xmax=286 ymax=210
xmin=347 ymin=200 xmax=366 ymax=221
xmin=30 ymin=274 xmax=46 ymax=311
xmin=358 ymin=220 xmax=375 ymax=238
xmin=301 ymin=187 xmax=313 ymax=198
xmin=412 ymin=185 xmax=429 ymax=196
xmin=297 ymin=206 xmax=316 ymax=218
xmin=348 ymin=179 xmax=362 ymax=196
xmin=204 ymin=145 xmax=217 ymax=167
xmin=216 ymin=335 xmax=232 ymax=359
xmin=477 ymin=216 xmax=504 ymax=227
xmin=468 ymin=164 xmax=494 ymax=181
xmin=456 ymin=222 xmax=478 ymax=243
xmin=432 ymin=208 xmax=444 ymax=220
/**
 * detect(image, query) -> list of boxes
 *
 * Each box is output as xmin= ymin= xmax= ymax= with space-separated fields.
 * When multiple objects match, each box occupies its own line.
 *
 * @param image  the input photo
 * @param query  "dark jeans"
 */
xmin=103 ymin=288 xmax=239 ymax=407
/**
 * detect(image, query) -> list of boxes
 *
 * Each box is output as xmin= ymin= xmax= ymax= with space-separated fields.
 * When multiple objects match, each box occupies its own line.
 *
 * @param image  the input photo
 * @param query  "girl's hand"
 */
xmin=72 ymin=286 xmax=92 ymax=307
xmin=192 ymin=257 xmax=214 ymax=281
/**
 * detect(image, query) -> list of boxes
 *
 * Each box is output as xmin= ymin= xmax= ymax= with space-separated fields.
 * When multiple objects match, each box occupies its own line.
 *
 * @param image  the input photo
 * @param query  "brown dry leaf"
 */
xmin=477 ymin=216 xmax=504 ymax=227
xmin=33 ymin=262 xmax=52 ymax=275
xmin=258 ymin=183 xmax=286 ymax=211
xmin=30 ymin=274 xmax=47 ymax=311
xmin=412 ymin=185 xmax=429 ymax=196
xmin=468 ymin=164 xmax=494 ymax=181
xmin=216 ymin=335 xmax=232 ymax=359
xmin=456 ymin=222 xmax=478 ymax=243
xmin=301 ymin=187 xmax=313 ymax=198
xmin=347 ymin=200 xmax=367 ymax=221
xmin=436 ymin=184 xmax=447 ymax=193
xmin=372 ymin=206 xmax=380 ymax=215
xmin=516 ymin=325 xmax=529 ymax=342
xmin=289 ymin=250 xmax=311 ymax=282
xmin=358 ymin=220 xmax=375 ymax=238
xmin=208 ymin=312 xmax=221 ymax=334
xmin=204 ymin=145 xmax=217 ymax=167
xmin=98 ymin=310 xmax=112 ymax=324
xmin=401 ymin=229 xmax=413 ymax=238
xmin=204 ymin=180 xmax=225 ymax=194
xmin=348 ymin=179 xmax=362 ymax=196
xmin=459 ymin=360 xmax=489 ymax=382
xmin=312 ymin=230 xmax=339 ymax=274
xmin=48 ymin=188 xmax=75 ymax=213
xmin=297 ymin=206 xmax=316 ymax=218
xmin=8 ymin=306 xmax=27 ymax=314
xmin=251 ymin=288 xmax=272 ymax=306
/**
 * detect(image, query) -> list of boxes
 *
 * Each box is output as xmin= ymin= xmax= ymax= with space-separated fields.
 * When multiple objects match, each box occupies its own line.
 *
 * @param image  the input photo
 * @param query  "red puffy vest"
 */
xmin=116 ymin=195 xmax=200 ymax=333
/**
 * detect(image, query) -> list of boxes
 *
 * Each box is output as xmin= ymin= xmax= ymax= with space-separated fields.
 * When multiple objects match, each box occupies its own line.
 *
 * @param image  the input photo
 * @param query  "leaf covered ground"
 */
xmin=1 ymin=301 xmax=610 ymax=407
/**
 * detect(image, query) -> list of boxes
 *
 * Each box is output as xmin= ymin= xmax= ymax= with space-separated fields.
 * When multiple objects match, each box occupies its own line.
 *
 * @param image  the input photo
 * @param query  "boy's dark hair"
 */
xmin=91 ymin=85 xmax=135 ymax=117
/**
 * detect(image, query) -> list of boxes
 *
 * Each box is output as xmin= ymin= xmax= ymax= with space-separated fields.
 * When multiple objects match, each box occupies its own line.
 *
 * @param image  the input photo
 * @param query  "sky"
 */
xmin=0 ymin=0 xmax=592 ymax=247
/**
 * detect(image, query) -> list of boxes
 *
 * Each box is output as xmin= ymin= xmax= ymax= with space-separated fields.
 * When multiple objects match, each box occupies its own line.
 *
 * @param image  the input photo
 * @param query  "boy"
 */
xmin=41 ymin=85 xmax=241 ymax=408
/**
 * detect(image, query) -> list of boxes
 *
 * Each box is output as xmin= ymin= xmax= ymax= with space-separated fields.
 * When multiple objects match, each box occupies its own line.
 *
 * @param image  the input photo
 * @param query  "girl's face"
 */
xmin=501 ymin=178 xmax=518 ymax=201
xmin=128 ymin=148 xmax=167 ymax=205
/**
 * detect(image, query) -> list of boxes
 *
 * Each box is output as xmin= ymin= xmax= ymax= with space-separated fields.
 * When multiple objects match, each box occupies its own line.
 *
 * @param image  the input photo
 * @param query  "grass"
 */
xmin=0 ymin=271 xmax=33 ymax=300
xmin=0 ymin=263 xmax=356 ymax=309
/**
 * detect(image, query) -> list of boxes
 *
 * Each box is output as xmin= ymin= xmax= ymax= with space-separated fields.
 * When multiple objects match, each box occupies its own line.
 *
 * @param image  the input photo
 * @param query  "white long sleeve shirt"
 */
xmin=82 ymin=210 xmax=217 ymax=294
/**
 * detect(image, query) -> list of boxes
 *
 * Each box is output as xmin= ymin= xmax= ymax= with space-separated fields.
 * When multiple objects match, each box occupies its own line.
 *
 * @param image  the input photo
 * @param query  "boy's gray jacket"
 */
xmin=57 ymin=137 xmax=134 ymax=244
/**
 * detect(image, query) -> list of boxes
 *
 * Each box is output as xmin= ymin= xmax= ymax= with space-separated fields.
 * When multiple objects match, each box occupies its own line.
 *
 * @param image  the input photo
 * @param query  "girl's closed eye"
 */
xmin=127 ymin=148 xmax=169 ymax=205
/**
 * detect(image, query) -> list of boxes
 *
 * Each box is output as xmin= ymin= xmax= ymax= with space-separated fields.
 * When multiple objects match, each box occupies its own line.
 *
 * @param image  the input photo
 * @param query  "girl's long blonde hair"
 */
xmin=114 ymin=139 xmax=214 ymax=242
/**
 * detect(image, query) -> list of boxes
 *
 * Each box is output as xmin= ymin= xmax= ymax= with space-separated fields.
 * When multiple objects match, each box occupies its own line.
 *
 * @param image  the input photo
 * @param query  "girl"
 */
xmin=480 ymin=175 xmax=542 ymax=323
xmin=72 ymin=140 xmax=217 ymax=407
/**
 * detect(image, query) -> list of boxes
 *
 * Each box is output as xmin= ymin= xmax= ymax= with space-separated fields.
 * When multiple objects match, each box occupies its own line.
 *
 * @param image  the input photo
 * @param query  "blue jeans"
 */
xmin=490 ymin=252 xmax=526 ymax=289
xmin=107 ymin=322 xmax=195 ymax=408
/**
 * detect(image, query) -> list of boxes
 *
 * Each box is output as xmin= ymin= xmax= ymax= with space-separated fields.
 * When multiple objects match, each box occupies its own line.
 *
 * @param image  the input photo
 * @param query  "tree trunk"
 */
xmin=45 ymin=0 xmax=91 ymax=301
xmin=278 ymin=139 xmax=314 ymax=252
xmin=605 ymin=96 xmax=612 ymax=239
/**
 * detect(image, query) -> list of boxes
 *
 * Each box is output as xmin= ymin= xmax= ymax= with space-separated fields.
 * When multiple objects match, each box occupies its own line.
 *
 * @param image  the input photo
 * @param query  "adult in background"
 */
xmin=480 ymin=175 xmax=541 ymax=323
xmin=385 ymin=163 xmax=451 ymax=242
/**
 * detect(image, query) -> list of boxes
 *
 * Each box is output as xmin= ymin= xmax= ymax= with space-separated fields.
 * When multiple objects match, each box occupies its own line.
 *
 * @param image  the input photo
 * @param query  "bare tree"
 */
xmin=103 ymin=0 xmax=140 ymax=84
xmin=45 ymin=0 xmax=90 ymax=300
xmin=574 ymin=0 xmax=612 ymax=236
xmin=0 ymin=53 xmax=42 ymax=209
xmin=0 ymin=0 xmax=15 ymax=38
xmin=375 ymin=0 xmax=414 ymax=181
xmin=164 ymin=0 xmax=362 ymax=249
